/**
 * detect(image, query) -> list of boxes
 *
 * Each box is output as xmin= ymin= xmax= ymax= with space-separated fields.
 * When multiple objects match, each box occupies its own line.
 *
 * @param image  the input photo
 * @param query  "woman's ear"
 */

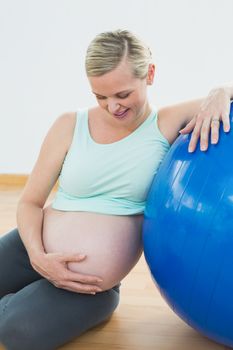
xmin=147 ymin=64 xmax=155 ymax=85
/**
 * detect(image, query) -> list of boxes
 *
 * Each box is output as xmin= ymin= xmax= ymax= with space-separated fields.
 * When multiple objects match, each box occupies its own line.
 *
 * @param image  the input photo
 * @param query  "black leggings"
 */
xmin=0 ymin=228 xmax=120 ymax=350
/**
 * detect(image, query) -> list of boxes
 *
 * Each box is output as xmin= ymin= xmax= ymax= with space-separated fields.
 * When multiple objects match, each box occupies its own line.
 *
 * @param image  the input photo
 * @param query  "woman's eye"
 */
xmin=95 ymin=93 xmax=130 ymax=100
xmin=96 ymin=96 xmax=105 ymax=100
xmin=118 ymin=93 xmax=130 ymax=99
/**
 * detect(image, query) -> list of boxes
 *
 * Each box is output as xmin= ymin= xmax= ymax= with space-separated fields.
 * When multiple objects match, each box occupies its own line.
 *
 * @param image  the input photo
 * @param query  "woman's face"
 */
xmin=88 ymin=59 xmax=155 ymax=127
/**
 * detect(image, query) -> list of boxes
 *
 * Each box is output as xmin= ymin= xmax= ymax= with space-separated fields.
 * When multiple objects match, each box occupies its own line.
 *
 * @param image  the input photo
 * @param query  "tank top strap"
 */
xmin=70 ymin=108 xmax=88 ymax=147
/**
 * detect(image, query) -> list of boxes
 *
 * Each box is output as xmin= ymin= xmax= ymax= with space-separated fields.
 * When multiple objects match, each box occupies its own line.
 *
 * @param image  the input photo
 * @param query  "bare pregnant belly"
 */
xmin=42 ymin=205 xmax=143 ymax=291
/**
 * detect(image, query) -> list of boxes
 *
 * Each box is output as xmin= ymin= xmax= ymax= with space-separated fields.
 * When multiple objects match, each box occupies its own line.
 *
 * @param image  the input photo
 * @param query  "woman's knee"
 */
xmin=0 ymin=228 xmax=40 ymax=298
xmin=0 ymin=285 xmax=120 ymax=350
xmin=0 ymin=307 xmax=46 ymax=350
xmin=0 ymin=229 xmax=20 ymax=297
xmin=0 ymin=228 xmax=24 ymax=268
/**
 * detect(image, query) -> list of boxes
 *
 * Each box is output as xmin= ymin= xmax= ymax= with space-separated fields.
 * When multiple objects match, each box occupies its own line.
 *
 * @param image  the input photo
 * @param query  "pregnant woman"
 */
xmin=0 ymin=29 xmax=232 ymax=350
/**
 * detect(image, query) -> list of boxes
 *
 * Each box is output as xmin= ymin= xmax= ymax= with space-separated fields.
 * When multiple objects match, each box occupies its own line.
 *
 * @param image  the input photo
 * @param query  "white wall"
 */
xmin=1 ymin=0 xmax=232 ymax=173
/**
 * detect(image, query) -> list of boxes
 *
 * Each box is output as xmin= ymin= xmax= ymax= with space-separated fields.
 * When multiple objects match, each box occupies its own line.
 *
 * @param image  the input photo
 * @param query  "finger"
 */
xmin=56 ymin=281 xmax=102 ymax=294
xmin=179 ymin=118 xmax=196 ymax=134
xmin=59 ymin=254 xmax=86 ymax=263
xmin=66 ymin=271 xmax=103 ymax=284
xmin=211 ymin=120 xmax=220 ymax=144
xmin=188 ymin=119 xmax=203 ymax=152
xmin=200 ymin=118 xmax=211 ymax=151
xmin=222 ymin=112 xmax=230 ymax=132
xmin=54 ymin=284 xmax=96 ymax=294
xmin=188 ymin=113 xmax=206 ymax=152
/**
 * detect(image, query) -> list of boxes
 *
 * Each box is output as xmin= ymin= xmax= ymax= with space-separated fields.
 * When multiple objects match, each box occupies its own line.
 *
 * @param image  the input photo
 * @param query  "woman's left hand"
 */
xmin=179 ymin=87 xmax=231 ymax=152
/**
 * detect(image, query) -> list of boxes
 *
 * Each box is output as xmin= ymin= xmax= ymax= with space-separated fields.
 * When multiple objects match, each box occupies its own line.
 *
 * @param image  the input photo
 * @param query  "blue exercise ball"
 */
xmin=143 ymin=102 xmax=233 ymax=347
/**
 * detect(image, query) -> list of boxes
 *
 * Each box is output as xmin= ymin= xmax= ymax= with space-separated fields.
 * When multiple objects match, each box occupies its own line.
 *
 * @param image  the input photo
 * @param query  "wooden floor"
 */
xmin=0 ymin=186 xmax=230 ymax=350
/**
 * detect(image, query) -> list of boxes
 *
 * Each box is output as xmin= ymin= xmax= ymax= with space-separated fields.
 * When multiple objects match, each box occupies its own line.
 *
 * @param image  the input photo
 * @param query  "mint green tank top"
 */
xmin=52 ymin=107 xmax=170 ymax=215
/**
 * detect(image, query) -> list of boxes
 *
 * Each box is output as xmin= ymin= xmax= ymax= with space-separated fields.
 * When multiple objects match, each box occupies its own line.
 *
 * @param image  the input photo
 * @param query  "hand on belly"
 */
xmin=42 ymin=207 xmax=143 ymax=291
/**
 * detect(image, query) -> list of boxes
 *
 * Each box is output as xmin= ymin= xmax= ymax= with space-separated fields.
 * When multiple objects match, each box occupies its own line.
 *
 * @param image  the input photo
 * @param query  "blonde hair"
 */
xmin=85 ymin=29 xmax=152 ymax=79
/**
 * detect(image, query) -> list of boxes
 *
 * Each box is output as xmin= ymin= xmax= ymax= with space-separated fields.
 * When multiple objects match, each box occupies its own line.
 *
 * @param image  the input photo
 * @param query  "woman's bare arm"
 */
xmin=16 ymin=112 xmax=75 ymax=257
xmin=16 ymin=112 xmax=103 ymax=294
xmin=158 ymin=83 xmax=233 ymax=151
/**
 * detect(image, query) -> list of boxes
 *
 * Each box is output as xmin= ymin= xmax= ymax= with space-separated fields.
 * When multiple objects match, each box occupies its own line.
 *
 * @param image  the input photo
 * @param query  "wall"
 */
xmin=0 ymin=0 xmax=232 ymax=173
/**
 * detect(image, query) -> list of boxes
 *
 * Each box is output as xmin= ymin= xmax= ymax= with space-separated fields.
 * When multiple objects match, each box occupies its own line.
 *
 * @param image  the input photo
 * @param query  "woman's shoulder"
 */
xmin=157 ymin=103 xmax=188 ymax=145
xmin=53 ymin=111 xmax=77 ymax=152
xmin=55 ymin=107 xmax=98 ymax=150
xmin=56 ymin=111 xmax=76 ymax=125
xmin=57 ymin=111 xmax=77 ymax=132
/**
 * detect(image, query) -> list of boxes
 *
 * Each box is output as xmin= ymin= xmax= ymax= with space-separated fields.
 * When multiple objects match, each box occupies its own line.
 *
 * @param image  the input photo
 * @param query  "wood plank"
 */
xmin=0 ymin=174 xmax=28 ymax=187
xmin=0 ymin=174 xmax=58 ymax=191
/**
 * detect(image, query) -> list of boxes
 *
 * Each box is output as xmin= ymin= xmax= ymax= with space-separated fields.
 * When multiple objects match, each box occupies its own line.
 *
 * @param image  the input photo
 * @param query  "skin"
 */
xmin=17 ymin=55 xmax=233 ymax=294
xmin=42 ymin=207 xmax=144 ymax=291
xmin=88 ymin=59 xmax=232 ymax=150
xmin=180 ymin=86 xmax=232 ymax=150
xmin=88 ymin=59 xmax=153 ymax=132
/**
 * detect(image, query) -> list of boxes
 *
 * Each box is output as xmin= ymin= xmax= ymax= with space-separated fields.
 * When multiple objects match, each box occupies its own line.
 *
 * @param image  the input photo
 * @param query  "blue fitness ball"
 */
xmin=143 ymin=102 xmax=233 ymax=347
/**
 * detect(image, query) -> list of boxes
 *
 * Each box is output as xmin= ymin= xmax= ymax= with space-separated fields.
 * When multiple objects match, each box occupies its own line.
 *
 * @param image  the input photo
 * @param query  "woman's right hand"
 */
xmin=29 ymin=251 xmax=103 ymax=294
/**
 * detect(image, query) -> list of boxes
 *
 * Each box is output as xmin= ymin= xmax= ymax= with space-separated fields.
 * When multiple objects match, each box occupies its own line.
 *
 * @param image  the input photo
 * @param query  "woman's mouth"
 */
xmin=113 ymin=108 xmax=130 ymax=119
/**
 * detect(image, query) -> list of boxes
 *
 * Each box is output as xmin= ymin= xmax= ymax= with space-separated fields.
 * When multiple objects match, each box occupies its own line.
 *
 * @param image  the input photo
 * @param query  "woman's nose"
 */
xmin=107 ymin=98 xmax=120 ymax=114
